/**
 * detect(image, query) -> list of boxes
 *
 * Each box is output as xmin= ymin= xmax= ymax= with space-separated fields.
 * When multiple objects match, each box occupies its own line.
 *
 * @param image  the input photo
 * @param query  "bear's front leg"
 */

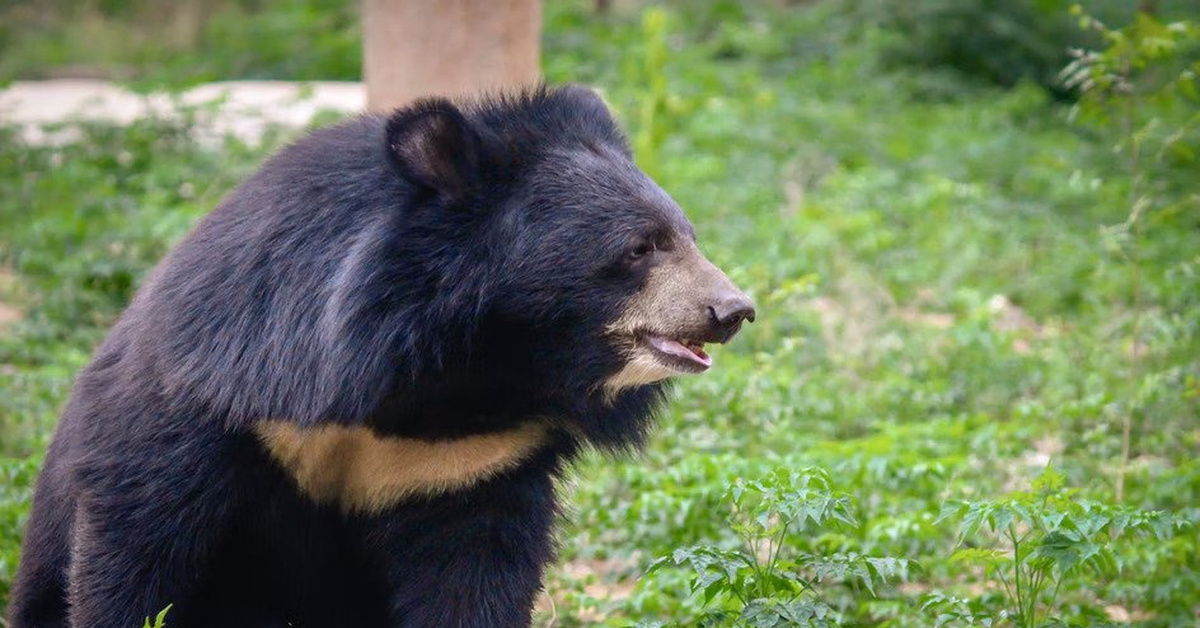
xmin=358 ymin=465 xmax=559 ymax=628
xmin=65 ymin=427 xmax=251 ymax=628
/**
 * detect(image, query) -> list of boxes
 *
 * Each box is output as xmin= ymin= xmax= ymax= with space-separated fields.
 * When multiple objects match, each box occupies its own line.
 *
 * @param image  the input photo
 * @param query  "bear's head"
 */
xmin=380 ymin=85 xmax=754 ymax=444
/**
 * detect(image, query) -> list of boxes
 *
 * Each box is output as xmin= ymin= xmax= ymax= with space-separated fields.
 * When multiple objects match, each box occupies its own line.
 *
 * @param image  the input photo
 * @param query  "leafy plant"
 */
xmin=632 ymin=7 xmax=671 ymax=180
xmin=642 ymin=469 xmax=913 ymax=627
xmin=1061 ymin=5 xmax=1200 ymax=503
xmin=934 ymin=465 xmax=1188 ymax=627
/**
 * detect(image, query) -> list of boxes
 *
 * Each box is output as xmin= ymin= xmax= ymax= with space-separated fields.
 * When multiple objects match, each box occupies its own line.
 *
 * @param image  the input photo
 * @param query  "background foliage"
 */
xmin=1 ymin=0 xmax=1199 ymax=626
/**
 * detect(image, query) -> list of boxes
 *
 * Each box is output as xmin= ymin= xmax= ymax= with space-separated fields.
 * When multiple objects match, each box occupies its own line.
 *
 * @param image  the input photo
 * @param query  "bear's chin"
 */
xmin=598 ymin=333 xmax=712 ymax=398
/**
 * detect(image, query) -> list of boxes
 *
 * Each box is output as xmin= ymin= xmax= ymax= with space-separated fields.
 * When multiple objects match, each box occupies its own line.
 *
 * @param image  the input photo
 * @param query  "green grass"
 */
xmin=0 ymin=0 xmax=360 ymax=88
xmin=2 ymin=0 xmax=1198 ymax=626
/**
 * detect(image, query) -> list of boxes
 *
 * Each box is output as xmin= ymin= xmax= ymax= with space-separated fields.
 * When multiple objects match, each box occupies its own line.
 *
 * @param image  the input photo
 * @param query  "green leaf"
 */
xmin=1033 ymin=530 xmax=1085 ymax=575
xmin=1032 ymin=463 xmax=1065 ymax=495
xmin=142 ymin=604 xmax=172 ymax=628
xmin=950 ymin=548 xmax=1006 ymax=568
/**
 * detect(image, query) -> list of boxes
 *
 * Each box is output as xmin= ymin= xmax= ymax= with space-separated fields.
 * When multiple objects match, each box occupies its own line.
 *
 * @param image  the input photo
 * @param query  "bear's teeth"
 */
xmin=647 ymin=335 xmax=690 ymax=357
xmin=646 ymin=335 xmax=712 ymax=369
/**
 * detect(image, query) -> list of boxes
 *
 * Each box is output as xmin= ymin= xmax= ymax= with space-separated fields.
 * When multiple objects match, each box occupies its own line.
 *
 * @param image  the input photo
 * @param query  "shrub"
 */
xmin=866 ymin=0 xmax=1194 ymax=98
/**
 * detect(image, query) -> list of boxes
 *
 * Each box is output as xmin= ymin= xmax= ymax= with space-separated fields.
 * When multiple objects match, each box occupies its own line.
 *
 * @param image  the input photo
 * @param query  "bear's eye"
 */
xmin=627 ymin=241 xmax=655 ymax=261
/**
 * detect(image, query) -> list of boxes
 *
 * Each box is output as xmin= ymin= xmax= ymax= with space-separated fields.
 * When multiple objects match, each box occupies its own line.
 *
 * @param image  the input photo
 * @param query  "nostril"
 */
xmin=726 ymin=304 xmax=755 ymax=325
xmin=710 ymin=296 xmax=757 ymax=327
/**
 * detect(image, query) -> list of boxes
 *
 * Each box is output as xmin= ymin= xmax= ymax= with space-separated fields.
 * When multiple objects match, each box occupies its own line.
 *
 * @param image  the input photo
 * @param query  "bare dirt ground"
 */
xmin=0 ymin=79 xmax=366 ymax=144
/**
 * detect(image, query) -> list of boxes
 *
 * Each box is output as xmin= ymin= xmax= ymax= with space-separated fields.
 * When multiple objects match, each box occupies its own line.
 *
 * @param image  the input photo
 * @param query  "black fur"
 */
xmin=8 ymin=85 xmax=691 ymax=628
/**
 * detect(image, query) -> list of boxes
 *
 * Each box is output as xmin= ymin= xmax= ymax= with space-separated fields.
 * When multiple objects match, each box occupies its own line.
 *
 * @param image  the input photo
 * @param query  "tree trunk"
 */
xmin=363 ymin=0 xmax=542 ymax=112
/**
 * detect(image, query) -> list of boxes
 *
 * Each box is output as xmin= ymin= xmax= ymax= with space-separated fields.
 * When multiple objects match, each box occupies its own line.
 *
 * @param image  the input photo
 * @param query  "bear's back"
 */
xmin=95 ymin=115 xmax=422 ymax=429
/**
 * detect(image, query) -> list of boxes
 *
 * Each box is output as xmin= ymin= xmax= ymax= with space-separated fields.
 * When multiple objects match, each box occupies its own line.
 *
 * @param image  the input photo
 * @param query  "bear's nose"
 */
xmin=708 ymin=293 xmax=756 ymax=338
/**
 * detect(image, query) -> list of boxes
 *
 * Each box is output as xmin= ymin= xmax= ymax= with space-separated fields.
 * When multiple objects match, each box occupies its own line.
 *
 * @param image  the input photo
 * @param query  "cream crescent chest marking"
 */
xmin=254 ymin=421 xmax=550 ymax=514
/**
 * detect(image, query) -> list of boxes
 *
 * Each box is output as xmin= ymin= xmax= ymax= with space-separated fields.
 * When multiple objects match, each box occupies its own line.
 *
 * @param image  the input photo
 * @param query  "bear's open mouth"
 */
xmin=642 ymin=333 xmax=712 ymax=373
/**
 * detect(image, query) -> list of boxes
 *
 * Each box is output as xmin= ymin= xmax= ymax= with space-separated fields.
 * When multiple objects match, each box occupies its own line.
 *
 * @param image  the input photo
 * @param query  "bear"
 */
xmin=8 ymin=84 xmax=755 ymax=628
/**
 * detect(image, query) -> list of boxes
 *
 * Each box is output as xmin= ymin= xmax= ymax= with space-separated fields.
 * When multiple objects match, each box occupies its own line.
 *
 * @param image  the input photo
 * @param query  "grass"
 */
xmin=2 ymin=0 xmax=1199 ymax=626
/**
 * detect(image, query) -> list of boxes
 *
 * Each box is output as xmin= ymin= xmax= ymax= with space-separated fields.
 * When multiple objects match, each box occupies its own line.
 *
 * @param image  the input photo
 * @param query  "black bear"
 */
xmin=8 ymin=85 xmax=755 ymax=628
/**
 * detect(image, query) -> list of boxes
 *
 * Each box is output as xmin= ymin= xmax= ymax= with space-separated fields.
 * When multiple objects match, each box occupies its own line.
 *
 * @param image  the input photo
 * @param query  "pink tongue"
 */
xmin=648 ymin=336 xmax=713 ymax=368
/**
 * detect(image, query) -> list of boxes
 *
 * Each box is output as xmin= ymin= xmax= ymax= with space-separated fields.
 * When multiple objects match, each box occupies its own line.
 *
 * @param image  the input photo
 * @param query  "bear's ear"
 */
xmin=555 ymin=84 xmax=630 ymax=156
xmin=385 ymin=99 xmax=481 ymax=208
xmin=557 ymin=84 xmax=612 ymax=118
